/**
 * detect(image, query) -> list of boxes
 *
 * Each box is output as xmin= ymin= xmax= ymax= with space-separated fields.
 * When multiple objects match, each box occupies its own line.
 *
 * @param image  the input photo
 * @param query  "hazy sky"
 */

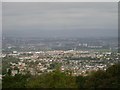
xmin=2 ymin=2 xmax=118 ymax=38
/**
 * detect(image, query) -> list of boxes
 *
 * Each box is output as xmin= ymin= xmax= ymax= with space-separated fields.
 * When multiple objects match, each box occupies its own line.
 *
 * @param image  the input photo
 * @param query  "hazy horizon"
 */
xmin=2 ymin=2 xmax=118 ymax=38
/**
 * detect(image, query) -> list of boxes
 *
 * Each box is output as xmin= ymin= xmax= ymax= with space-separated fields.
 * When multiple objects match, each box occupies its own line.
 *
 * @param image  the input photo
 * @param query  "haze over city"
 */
xmin=2 ymin=2 xmax=120 ymax=89
xmin=3 ymin=2 xmax=118 ymax=38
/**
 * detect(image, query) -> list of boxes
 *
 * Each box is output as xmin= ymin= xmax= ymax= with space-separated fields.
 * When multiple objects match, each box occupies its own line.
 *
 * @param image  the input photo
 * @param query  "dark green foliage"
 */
xmin=7 ymin=69 xmax=11 ymax=76
xmin=106 ymin=64 xmax=120 ymax=88
xmin=84 ymin=63 xmax=120 ymax=89
xmin=2 ymin=63 xmax=120 ymax=89
xmin=2 ymin=74 xmax=31 ymax=88
xmin=76 ymin=75 xmax=87 ymax=88
xmin=106 ymin=64 xmax=120 ymax=77
xmin=26 ymin=69 xmax=77 ymax=88
xmin=84 ymin=70 xmax=111 ymax=88
xmin=49 ymin=62 xmax=61 ymax=69
xmin=2 ymin=56 xmax=20 ymax=75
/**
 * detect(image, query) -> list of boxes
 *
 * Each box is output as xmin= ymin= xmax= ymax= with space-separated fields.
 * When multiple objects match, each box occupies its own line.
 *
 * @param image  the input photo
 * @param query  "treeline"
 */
xmin=2 ymin=56 xmax=20 ymax=75
xmin=2 ymin=63 xmax=120 ymax=89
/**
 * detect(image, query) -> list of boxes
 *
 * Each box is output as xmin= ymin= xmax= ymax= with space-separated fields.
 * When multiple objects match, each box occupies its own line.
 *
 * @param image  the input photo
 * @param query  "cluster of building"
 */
xmin=2 ymin=50 xmax=120 ymax=76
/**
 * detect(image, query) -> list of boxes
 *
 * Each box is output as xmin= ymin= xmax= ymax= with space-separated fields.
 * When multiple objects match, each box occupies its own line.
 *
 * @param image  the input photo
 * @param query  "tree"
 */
xmin=84 ymin=63 xmax=120 ymax=89
xmin=7 ymin=69 xmax=11 ymax=76
xmin=2 ymin=74 xmax=30 ymax=88
xmin=76 ymin=75 xmax=87 ymax=88
xmin=26 ymin=69 xmax=77 ymax=88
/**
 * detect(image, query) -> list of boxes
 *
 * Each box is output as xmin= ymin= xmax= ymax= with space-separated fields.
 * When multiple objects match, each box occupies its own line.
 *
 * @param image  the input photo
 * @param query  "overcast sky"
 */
xmin=2 ymin=2 xmax=118 ymax=38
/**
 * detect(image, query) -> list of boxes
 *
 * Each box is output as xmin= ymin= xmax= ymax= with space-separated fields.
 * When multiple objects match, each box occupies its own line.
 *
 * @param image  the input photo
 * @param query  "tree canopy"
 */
xmin=2 ymin=63 xmax=120 ymax=89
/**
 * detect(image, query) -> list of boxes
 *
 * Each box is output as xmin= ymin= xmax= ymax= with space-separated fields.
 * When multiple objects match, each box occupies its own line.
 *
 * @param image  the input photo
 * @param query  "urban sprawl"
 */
xmin=2 ymin=50 xmax=119 ymax=76
xmin=2 ymin=37 xmax=119 ymax=77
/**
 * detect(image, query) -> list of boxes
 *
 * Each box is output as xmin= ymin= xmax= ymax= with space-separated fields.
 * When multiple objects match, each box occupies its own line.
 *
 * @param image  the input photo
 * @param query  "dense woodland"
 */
xmin=2 ymin=63 xmax=120 ymax=89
